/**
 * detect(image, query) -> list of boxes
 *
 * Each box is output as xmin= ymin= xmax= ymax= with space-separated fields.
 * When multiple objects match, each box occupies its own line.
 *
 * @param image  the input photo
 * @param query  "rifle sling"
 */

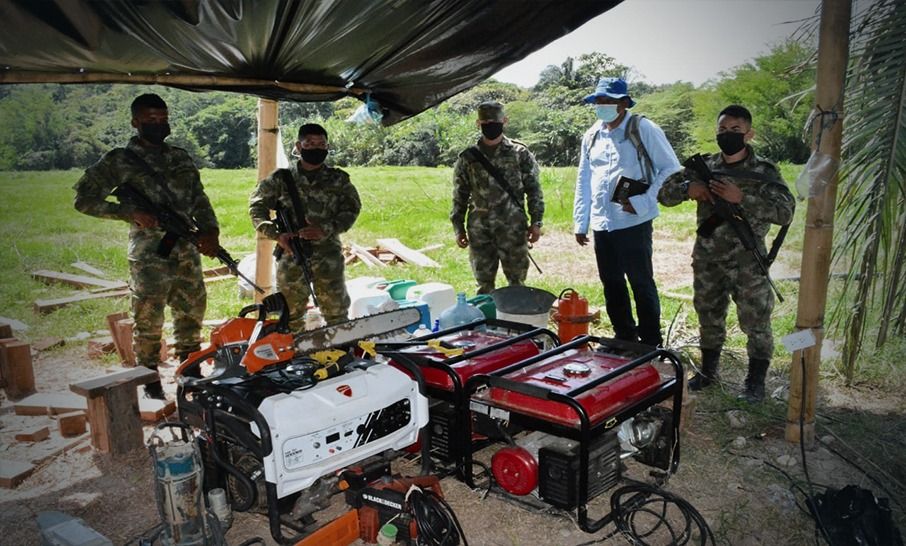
xmin=466 ymin=147 xmax=527 ymax=218
xmin=279 ymin=169 xmax=308 ymax=229
xmin=122 ymin=148 xmax=183 ymax=212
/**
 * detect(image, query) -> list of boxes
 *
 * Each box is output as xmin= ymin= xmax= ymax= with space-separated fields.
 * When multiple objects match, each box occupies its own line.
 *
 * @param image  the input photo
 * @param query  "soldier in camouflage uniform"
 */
xmin=74 ymin=94 xmax=220 ymax=399
xmin=658 ymin=105 xmax=795 ymax=402
xmin=249 ymin=123 xmax=361 ymax=332
xmin=451 ymin=101 xmax=544 ymax=294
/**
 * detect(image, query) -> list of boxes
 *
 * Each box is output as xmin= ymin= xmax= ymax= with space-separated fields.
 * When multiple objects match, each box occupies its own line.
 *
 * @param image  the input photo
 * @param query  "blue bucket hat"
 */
xmin=583 ymin=77 xmax=636 ymax=108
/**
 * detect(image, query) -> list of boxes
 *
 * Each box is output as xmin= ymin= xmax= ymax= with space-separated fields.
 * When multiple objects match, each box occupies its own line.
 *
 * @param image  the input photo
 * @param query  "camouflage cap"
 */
xmin=477 ymin=101 xmax=505 ymax=121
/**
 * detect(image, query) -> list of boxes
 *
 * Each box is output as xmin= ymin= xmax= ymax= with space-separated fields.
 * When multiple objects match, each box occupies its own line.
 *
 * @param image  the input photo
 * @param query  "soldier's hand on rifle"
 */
xmin=575 ymin=233 xmax=589 ymax=246
xmin=527 ymin=224 xmax=542 ymax=243
xmin=709 ymin=179 xmax=743 ymax=204
xmin=298 ymin=223 xmax=325 ymax=241
xmin=132 ymin=211 xmax=159 ymax=229
xmin=277 ymin=232 xmax=296 ymax=253
xmin=687 ymin=180 xmax=714 ymax=203
xmin=455 ymin=232 xmax=469 ymax=248
xmin=197 ymin=230 xmax=220 ymax=258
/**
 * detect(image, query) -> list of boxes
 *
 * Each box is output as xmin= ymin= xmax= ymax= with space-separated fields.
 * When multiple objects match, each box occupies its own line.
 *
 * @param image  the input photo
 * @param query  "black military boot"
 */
xmin=740 ymin=358 xmax=770 ymax=403
xmin=176 ymin=345 xmax=201 ymax=363
xmin=144 ymin=379 xmax=166 ymax=400
xmin=688 ymin=348 xmax=720 ymax=391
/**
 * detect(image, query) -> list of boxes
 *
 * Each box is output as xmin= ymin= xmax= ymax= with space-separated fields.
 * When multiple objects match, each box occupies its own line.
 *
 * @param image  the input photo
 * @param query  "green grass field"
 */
xmin=0 ymin=165 xmax=809 ymax=362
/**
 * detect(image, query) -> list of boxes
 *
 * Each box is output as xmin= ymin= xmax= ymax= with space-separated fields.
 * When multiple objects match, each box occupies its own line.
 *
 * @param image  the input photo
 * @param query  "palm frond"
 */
xmin=826 ymin=0 xmax=906 ymax=382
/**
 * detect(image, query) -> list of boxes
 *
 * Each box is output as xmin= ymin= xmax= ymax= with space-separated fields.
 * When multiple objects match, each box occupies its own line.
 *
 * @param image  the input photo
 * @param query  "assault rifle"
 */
xmin=112 ymin=182 xmax=264 ymax=294
xmin=273 ymin=204 xmax=319 ymax=308
xmin=682 ymin=153 xmax=784 ymax=302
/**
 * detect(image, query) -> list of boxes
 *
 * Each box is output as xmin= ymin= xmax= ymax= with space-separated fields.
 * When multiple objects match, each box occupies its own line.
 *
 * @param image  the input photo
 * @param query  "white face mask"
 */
xmin=595 ymin=104 xmax=619 ymax=123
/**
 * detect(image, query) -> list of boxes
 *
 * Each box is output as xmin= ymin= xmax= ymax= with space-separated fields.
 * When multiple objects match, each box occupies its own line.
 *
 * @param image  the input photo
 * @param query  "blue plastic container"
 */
xmin=438 ymin=293 xmax=485 ymax=330
xmin=396 ymin=299 xmax=431 ymax=333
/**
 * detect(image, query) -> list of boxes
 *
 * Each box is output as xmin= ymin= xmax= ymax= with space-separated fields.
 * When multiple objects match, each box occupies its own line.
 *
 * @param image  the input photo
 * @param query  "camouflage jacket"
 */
xmin=658 ymin=146 xmax=795 ymax=261
xmin=450 ymin=136 xmax=543 ymax=235
xmin=249 ymin=161 xmax=361 ymax=247
xmin=73 ymin=137 xmax=218 ymax=261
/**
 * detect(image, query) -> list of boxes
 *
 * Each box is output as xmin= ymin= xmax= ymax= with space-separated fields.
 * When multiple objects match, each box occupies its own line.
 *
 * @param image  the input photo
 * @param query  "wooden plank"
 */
xmin=15 ymin=426 xmax=50 ymax=443
xmin=113 ymin=318 xmax=137 ymax=366
xmin=203 ymin=274 xmax=233 ymax=285
xmin=0 ymin=324 xmax=11 ymax=338
xmin=33 ymin=337 xmax=65 ymax=352
xmin=416 ymin=243 xmax=443 ymax=254
xmin=376 ymin=238 xmax=440 ymax=268
xmin=70 ymin=366 xmax=158 ymax=398
xmin=32 ymin=269 xmax=127 ymax=291
xmin=1 ymin=341 xmax=36 ymax=400
xmin=0 ymin=459 xmax=35 ymax=489
xmin=34 ymin=289 xmax=131 ymax=314
xmin=139 ymin=398 xmax=176 ymax=422
xmin=57 ymin=411 xmax=88 ymax=437
xmin=105 ymin=312 xmax=130 ymax=363
xmin=28 ymin=433 xmax=90 ymax=466
xmin=87 ymin=336 xmax=116 ymax=359
xmin=70 ymin=261 xmax=109 ymax=278
xmin=349 ymin=242 xmax=387 ymax=268
xmin=204 ymin=265 xmax=231 ymax=277
xmin=0 ymin=317 xmax=29 ymax=331
xmin=14 ymin=393 xmax=88 ymax=416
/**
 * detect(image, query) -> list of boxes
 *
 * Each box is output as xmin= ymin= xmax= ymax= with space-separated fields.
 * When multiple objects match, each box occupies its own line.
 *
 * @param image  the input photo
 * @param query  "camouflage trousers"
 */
xmin=129 ymin=242 xmax=205 ymax=369
xmin=693 ymin=255 xmax=774 ymax=361
xmin=467 ymin=217 xmax=529 ymax=294
xmin=276 ymin=239 xmax=350 ymax=333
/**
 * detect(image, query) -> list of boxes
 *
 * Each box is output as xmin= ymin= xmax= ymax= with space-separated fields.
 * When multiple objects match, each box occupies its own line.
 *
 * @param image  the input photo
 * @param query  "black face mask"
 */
xmin=140 ymin=122 xmax=171 ymax=145
xmin=481 ymin=122 xmax=504 ymax=140
xmin=300 ymin=147 xmax=328 ymax=165
xmin=716 ymin=132 xmax=746 ymax=155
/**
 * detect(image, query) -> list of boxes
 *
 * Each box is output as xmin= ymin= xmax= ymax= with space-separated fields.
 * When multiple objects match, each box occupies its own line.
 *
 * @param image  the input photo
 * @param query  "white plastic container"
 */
xmin=346 ymin=276 xmax=387 ymax=293
xmin=348 ymin=288 xmax=393 ymax=318
xmin=405 ymin=282 xmax=456 ymax=322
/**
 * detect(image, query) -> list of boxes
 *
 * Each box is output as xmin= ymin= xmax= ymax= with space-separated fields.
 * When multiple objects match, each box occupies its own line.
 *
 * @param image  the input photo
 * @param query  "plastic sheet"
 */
xmin=0 ymin=0 xmax=621 ymax=125
xmin=795 ymin=150 xmax=839 ymax=200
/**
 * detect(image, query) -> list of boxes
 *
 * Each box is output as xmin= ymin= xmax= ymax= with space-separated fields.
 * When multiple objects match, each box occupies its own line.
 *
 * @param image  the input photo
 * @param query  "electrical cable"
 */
xmin=796 ymin=352 xmax=835 ymax=546
xmin=406 ymin=485 xmax=468 ymax=546
xmin=608 ymin=484 xmax=715 ymax=546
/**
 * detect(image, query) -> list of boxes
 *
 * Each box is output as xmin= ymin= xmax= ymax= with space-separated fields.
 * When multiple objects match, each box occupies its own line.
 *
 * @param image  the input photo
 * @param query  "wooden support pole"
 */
xmin=255 ymin=98 xmax=279 ymax=302
xmin=786 ymin=0 xmax=851 ymax=446
xmin=0 ymin=71 xmax=364 ymax=96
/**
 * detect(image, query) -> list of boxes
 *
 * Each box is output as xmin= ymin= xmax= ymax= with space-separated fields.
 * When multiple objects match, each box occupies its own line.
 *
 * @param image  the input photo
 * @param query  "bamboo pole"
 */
xmin=0 ymin=70 xmax=363 ymax=95
xmin=786 ymin=0 xmax=851 ymax=446
xmin=254 ymin=99 xmax=279 ymax=302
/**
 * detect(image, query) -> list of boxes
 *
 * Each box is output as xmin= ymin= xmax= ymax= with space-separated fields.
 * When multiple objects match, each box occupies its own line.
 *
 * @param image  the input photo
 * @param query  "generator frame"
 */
xmin=461 ymin=335 xmax=683 ymax=533
xmin=178 ymin=356 xmax=428 ymax=545
xmin=376 ymin=318 xmax=559 ymax=475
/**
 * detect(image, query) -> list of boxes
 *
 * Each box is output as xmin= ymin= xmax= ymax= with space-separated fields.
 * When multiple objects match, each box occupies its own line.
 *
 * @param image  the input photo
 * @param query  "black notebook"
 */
xmin=611 ymin=176 xmax=649 ymax=204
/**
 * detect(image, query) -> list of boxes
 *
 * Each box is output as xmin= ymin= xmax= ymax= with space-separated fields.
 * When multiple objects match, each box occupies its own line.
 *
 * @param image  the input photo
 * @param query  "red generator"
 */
xmin=376 ymin=319 xmax=560 ymax=473
xmin=463 ymin=336 xmax=683 ymax=533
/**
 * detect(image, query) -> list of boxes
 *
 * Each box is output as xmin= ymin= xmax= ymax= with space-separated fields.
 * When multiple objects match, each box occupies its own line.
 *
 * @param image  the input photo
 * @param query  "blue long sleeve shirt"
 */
xmin=573 ymin=114 xmax=681 ymax=234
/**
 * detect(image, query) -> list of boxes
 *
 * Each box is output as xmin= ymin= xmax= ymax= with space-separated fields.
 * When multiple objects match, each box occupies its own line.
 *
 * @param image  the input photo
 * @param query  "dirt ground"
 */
xmin=2 ymin=340 xmax=904 ymax=546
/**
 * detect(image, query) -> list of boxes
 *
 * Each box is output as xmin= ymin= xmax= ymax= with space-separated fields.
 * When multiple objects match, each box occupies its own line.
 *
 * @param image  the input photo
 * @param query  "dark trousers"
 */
xmin=593 ymin=221 xmax=662 ymax=347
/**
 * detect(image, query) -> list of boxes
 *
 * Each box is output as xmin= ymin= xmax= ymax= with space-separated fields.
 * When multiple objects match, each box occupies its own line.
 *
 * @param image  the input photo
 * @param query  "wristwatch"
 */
xmin=532 ymin=221 xmax=543 ymax=228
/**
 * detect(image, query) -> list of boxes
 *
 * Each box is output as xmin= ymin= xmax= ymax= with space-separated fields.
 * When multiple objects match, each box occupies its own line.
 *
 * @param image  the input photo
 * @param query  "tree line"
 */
xmin=0 ymin=42 xmax=814 ymax=171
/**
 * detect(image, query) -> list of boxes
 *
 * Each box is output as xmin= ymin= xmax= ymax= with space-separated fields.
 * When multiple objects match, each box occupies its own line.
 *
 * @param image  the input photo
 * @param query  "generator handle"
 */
xmin=475 ymin=334 xmax=593 ymax=381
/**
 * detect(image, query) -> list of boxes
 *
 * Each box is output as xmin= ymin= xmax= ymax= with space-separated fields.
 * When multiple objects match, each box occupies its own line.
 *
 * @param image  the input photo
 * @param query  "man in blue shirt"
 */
xmin=573 ymin=78 xmax=681 ymax=347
